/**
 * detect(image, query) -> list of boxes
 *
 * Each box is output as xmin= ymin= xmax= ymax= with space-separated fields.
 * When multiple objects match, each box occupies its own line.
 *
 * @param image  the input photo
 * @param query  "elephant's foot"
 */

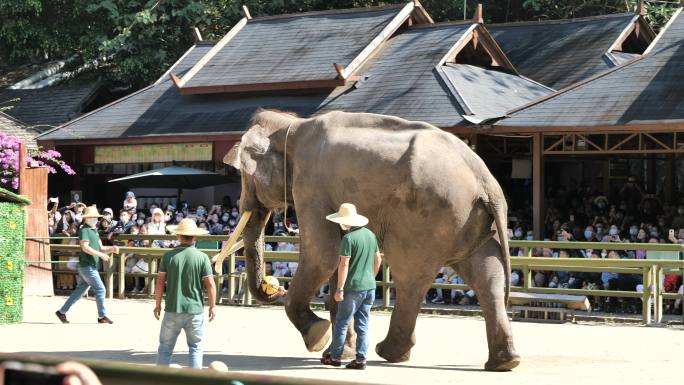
xmin=304 ymin=319 xmax=331 ymax=352
xmin=375 ymin=339 xmax=411 ymax=363
xmin=484 ymin=349 xmax=520 ymax=372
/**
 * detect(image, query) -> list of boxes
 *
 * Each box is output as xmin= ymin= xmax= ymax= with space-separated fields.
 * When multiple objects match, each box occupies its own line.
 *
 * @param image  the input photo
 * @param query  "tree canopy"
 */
xmin=0 ymin=0 xmax=679 ymax=88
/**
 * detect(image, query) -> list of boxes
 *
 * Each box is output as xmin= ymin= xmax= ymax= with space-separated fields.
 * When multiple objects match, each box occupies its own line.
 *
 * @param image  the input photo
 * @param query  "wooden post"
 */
xmin=19 ymin=142 xmax=52 ymax=296
xmin=106 ymin=255 xmax=114 ymax=299
xmin=641 ymin=266 xmax=652 ymax=324
xmin=192 ymin=27 xmax=203 ymax=43
xmin=532 ymin=133 xmax=544 ymax=239
xmin=118 ymin=253 xmax=126 ymax=299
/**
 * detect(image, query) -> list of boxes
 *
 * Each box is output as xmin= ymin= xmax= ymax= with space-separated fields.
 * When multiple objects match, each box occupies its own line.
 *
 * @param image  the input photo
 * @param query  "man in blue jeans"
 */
xmin=55 ymin=206 xmax=119 ymax=324
xmin=154 ymin=218 xmax=216 ymax=369
xmin=322 ymin=203 xmax=382 ymax=369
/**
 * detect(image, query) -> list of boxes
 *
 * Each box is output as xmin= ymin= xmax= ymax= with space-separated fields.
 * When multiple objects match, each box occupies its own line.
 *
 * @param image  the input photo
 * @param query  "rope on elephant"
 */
xmin=282 ymin=121 xmax=298 ymax=235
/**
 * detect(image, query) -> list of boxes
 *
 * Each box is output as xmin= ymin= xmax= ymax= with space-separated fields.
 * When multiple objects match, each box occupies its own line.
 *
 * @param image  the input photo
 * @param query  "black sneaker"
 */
xmin=345 ymin=360 xmax=367 ymax=370
xmin=320 ymin=354 xmax=341 ymax=367
xmin=55 ymin=310 xmax=69 ymax=324
xmin=97 ymin=316 xmax=113 ymax=324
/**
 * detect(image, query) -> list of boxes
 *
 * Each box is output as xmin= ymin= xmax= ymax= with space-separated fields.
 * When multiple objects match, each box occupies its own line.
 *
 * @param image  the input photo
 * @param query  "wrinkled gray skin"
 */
xmin=224 ymin=109 xmax=520 ymax=371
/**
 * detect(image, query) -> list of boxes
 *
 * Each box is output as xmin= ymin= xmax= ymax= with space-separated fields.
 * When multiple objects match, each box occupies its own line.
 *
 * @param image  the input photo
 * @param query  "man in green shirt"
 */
xmin=321 ymin=203 xmax=381 ymax=370
xmin=154 ymin=218 xmax=216 ymax=369
xmin=56 ymin=206 xmax=119 ymax=324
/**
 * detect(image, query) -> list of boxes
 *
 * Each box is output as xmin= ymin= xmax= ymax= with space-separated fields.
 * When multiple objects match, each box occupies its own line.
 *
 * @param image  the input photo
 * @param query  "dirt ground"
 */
xmin=1 ymin=296 xmax=683 ymax=385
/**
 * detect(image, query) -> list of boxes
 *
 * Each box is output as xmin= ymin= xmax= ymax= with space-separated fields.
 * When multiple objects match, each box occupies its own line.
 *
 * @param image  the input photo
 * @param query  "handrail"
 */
xmin=46 ymin=237 xmax=683 ymax=325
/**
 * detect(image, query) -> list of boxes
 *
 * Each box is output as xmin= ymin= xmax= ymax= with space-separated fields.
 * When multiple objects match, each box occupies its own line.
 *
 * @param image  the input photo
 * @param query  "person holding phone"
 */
xmin=55 ymin=206 xmax=119 ymax=324
xmin=0 ymin=361 xmax=103 ymax=385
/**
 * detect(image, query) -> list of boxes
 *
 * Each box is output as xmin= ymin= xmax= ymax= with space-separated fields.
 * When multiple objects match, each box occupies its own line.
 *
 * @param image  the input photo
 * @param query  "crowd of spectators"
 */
xmin=427 ymin=177 xmax=684 ymax=315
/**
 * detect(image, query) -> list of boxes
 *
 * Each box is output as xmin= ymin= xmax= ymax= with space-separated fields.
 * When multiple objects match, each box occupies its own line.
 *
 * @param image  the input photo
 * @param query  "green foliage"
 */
xmin=0 ymin=0 xmax=679 ymax=88
xmin=0 ymin=201 xmax=26 ymax=324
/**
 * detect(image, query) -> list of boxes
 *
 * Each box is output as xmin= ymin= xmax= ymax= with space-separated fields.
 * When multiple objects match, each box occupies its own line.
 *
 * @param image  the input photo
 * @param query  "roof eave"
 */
xmin=176 ymin=78 xmax=348 ymax=96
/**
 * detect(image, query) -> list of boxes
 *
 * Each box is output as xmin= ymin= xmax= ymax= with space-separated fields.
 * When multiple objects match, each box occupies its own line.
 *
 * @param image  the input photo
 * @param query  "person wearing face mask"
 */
xmin=196 ymin=205 xmax=207 ymax=217
xmin=123 ymin=191 xmax=137 ymax=211
xmin=55 ymin=206 xmax=119 ymax=324
xmin=321 ymin=203 xmax=381 ymax=370
xmin=147 ymin=208 xmax=168 ymax=248
xmin=230 ymin=207 xmax=239 ymax=219
xmin=608 ymin=225 xmax=621 ymax=242
xmin=583 ymin=225 xmax=596 ymax=242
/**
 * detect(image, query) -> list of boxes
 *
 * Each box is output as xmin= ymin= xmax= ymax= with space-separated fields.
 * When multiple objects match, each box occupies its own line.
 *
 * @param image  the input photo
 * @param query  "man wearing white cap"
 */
xmin=154 ymin=218 xmax=216 ymax=369
xmin=55 ymin=206 xmax=119 ymax=324
xmin=321 ymin=203 xmax=381 ymax=370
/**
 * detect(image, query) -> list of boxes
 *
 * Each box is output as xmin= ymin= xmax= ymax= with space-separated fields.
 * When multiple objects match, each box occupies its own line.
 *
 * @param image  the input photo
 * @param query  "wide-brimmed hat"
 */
xmin=168 ymin=218 xmax=209 ymax=236
xmin=326 ymin=203 xmax=368 ymax=227
xmin=81 ymin=205 xmax=103 ymax=219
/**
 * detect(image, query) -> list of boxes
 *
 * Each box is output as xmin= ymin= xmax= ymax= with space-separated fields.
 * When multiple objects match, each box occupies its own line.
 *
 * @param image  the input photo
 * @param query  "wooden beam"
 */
xmin=37 ymin=134 xmax=244 ymax=147
xmin=333 ymin=63 xmax=345 ymax=78
xmin=412 ymin=0 xmax=435 ymax=24
xmin=169 ymin=73 xmax=182 ymax=88
xmin=192 ymin=27 xmax=202 ymax=43
xmin=473 ymin=3 xmax=483 ymax=24
xmin=242 ymin=5 xmax=252 ymax=19
xmin=532 ymin=133 xmax=543 ymax=240
xmin=178 ymin=78 xmax=346 ymax=95
xmin=18 ymin=142 xmax=26 ymax=192
xmin=637 ymin=0 xmax=646 ymax=16
xmin=336 ymin=1 xmax=416 ymax=80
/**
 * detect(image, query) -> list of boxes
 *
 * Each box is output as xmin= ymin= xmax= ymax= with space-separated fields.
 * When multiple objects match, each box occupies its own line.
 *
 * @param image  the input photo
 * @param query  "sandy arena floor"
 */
xmin=1 ymin=295 xmax=683 ymax=385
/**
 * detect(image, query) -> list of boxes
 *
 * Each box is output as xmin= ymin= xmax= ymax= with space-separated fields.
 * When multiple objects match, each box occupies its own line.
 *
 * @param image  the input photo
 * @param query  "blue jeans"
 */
xmin=60 ymin=266 xmax=106 ymax=318
xmin=157 ymin=312 xmax=205 ymax=369
xmin=330 ymin=289 xmax=375 ymax=361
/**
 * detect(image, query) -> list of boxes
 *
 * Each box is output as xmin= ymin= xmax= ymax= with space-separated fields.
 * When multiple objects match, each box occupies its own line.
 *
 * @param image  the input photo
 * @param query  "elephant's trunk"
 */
xmin=243 ymin=207 xmax=283 ymax=303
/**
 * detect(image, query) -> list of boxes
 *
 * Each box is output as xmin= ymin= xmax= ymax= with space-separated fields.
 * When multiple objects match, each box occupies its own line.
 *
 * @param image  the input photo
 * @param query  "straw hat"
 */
xmin=169 ymin=218 xmax=209 ymax=236
xmin=81 ymin=205 xmax=103 ymax=219
xmin=326 ymin=203 xmax=368 ymax=227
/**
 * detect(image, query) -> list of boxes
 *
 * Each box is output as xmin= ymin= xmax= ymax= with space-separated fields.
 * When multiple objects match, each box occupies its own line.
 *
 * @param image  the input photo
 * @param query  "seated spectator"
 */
xmin=549 ymin=250 xmax=583 ymax=289
xmin=123 ymin=191 xmax=137 ymax=210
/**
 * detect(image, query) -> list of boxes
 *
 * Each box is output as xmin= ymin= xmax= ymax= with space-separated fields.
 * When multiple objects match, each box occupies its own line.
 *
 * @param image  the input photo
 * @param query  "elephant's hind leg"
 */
xmin=455 ymin=239 xmax=520 ymax=371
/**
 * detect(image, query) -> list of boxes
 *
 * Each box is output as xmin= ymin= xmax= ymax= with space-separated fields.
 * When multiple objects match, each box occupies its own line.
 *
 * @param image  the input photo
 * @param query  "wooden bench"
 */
xmin=509 ymin=292 xmax=591 ymax=323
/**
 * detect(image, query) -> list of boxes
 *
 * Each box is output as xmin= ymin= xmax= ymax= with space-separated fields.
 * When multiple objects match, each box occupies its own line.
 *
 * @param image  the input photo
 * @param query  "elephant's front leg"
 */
xmin=284 ymin=216 xmax=340 ymax=352
xmin=456 ymin=239 xmax=520 ymax=371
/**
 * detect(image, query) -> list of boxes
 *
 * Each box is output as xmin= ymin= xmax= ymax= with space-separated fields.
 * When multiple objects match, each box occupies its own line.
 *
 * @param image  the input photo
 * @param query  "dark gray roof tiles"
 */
xmin=38 ymin=44 xmax=326 ymax=141
xmin=488 ymin=13 xmax=638 ymax=89
xmin=0 ymin=81 xmax=100 ymax=131
xmin=441 ymin=63 xmax=551 ymax=122
xmin=183 ymin=7 xmax=403 ymax=89
xmin=497 ymin=9 xmax=683 ymax=128
xmin=318 ymin=24 xmax=472 ymax=127
xmin=0 ymin=112 xmax=39 ymax=149
xmin=319 ymin=23 xmax=552 ymax=127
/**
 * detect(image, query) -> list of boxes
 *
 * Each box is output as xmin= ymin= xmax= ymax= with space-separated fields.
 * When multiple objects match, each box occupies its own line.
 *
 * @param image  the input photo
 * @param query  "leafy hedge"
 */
xmin=0 ymin=200 xmax=26 ymax=324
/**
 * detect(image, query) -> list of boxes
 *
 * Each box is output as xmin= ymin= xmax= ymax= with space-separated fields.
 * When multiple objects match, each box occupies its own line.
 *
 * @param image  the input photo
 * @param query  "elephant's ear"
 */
xmin=223 ymin=142 xmax=242 ymax=170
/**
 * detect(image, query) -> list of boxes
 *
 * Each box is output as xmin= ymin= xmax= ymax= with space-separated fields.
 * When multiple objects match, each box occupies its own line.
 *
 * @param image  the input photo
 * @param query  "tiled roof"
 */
xmin=38 ymin=43 xmax=326 ymax=141
xmin=488 ymin=13 xmax=638 ymax=89
xmin=497 ymin=8 xmax=683 ymax=128
xmin=0 ymin=81 xmax=99 ymax=132
xmin=181 ymin=6 xmax=404 ymax=90
xmin=319 ymin=23 xmax=551 ymax=127
xmin=0 ymin=112 xmax=39 ymax=149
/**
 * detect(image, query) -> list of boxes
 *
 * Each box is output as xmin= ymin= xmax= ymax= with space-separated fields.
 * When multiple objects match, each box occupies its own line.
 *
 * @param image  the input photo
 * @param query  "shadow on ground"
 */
xmin=19 ymin=351 xmax=485 ymax=372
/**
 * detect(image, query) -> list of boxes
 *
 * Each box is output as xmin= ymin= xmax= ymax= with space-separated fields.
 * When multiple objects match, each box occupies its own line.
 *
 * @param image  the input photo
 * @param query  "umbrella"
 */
xmin=108 ymin=166 xmax=237 ymax=201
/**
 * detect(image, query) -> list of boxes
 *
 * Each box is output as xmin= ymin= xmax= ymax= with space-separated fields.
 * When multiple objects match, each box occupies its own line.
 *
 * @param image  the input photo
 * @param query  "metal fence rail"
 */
xmin=37 ymin=236 xmax=684 ymax=324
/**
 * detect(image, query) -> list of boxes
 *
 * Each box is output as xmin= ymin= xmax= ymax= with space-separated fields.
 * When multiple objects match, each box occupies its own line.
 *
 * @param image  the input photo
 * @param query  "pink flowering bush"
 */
xmin=0 ymin=132 xmax=75 ymax=191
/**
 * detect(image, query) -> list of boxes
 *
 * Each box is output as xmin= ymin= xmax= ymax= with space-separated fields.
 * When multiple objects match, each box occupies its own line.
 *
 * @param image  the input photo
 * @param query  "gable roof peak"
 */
xmin=473 ymin=3 xmax=483 ymax=24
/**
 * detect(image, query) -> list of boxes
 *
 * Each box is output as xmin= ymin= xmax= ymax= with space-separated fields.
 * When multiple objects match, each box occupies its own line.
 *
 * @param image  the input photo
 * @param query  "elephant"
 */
xmin=223 ymin=109 xmax=520 ymax=371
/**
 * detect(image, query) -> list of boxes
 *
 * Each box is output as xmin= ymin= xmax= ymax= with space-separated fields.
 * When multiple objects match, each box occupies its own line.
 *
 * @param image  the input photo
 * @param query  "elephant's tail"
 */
xmin=489 ymin=199 xmax=511 ymax=306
